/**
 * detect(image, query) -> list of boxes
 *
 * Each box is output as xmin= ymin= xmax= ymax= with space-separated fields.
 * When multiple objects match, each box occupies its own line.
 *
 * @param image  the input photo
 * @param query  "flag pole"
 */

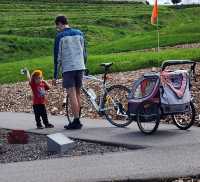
xmin=157 ymin=10 xmax=160 ymax=52
xmin=151 ymin=0 xmax=159 ymax=52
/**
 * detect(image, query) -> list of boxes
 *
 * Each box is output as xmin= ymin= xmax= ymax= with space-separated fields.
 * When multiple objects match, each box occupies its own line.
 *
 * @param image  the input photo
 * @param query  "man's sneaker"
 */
xmin=64 ymin=122 xmax=72 ymax=129
xmin=37 ymin=125 xmax=44 ymax=129
xmin=45 ymin=123 xmax=54 ymax=128
xmin=64 ymin=119 xmax=83 ymax=130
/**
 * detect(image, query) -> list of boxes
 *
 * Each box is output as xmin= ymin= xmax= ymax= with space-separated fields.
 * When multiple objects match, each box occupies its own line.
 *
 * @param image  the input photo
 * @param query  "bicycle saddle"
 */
xmin=100 ymin=62 xmax=113 ymax=68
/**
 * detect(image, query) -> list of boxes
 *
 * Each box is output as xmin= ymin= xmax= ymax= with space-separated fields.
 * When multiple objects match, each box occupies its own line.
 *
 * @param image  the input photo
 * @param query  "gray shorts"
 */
xmin=62 ymin=70 xmax=83 ymax=89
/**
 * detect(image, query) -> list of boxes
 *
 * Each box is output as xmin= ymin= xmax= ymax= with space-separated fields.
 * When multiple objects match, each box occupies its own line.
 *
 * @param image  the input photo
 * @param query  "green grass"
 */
xmin=0 ymin=2 xmax=200 ymax=63
xmin=0 ymin=1 xmax=200 ymax=84
xmin=90 ymin=32 xmax=200 ymax=54
xmin=0 ymin=47 xmax=199 ymax=84
xmin=0 ymin=35 xmax=53 ymax=63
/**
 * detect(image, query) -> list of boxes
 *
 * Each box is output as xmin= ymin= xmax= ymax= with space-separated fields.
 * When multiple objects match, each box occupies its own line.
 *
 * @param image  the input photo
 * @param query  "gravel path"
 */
xmin=0 ymin=63 xmax=199 ymax=123
xmin=0 ymin=129 xmax=129 ymax=164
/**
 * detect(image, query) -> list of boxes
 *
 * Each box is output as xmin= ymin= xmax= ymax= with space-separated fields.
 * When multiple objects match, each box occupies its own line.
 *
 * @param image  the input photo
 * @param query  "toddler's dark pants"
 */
xmin=33 ymin=104 xmax=49 ymax=127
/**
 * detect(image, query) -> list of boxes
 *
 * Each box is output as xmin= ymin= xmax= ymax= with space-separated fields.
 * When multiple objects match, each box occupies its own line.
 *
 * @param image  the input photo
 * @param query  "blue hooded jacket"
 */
xmin=54 ymin=28 xmax=87 ymax=79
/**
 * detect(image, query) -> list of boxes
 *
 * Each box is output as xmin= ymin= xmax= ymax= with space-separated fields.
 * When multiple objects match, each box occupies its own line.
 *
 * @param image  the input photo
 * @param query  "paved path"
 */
xmin=1 ymin=144 xmax=200 ymax=182
xmin=1 ymin=112 xmax=200 ymax=182
xmin=0 ymin=112 xmax=111 ymax=131
xmin=1 ymin=112 xmax=200 ymax=149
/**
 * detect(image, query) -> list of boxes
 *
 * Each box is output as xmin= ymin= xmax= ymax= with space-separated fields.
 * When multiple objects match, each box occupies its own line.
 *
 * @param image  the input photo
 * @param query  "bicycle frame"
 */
xmin=82 ymin=74 xmax=109 ymax=113
xmin=59 ymin=66 xmax=125 ymax=117
xmin=82 ymin=74 xmax=127 ymax=116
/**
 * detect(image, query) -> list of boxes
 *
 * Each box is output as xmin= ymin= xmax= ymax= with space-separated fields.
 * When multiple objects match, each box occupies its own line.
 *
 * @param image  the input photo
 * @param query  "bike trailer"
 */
xmin=127 ymin=60 xmax=196 ymax=134
xmin=128 ymin=60 xmax=196 ymax=118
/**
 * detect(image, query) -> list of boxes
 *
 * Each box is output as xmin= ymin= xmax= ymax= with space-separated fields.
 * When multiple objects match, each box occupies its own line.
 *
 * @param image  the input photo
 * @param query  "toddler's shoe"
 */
xmin=37 ymin=125 xmax=44 ymax=129
xmin=45 ymin=123 xmax=54 ymax=128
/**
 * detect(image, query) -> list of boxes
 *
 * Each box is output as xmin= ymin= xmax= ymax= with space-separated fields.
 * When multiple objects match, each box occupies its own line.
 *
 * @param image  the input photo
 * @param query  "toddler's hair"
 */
xmin=31 ymin=70 xmax=43 ymax=83
xmin=31 ymin=70 xmax=43 ymax=78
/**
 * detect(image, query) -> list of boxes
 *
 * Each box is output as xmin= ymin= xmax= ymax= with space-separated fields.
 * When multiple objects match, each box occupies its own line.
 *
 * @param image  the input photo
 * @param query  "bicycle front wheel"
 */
xmin=64 ymin=94 xmax=83 ymax=123
xmin=102 ymin=85 xmax=132 ymax=127
xmin=65 ymin=95 xmax=74 ymax=123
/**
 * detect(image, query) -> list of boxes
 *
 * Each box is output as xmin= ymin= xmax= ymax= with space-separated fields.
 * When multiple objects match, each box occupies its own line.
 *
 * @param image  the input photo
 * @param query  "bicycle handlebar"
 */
xmin=161 ymin=60 xmax=196 ymax=71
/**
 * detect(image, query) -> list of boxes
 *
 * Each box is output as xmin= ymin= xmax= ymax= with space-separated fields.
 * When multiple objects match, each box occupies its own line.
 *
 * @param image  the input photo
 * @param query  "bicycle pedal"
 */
xmin=98 ymin=111 xmax=104 ymax=117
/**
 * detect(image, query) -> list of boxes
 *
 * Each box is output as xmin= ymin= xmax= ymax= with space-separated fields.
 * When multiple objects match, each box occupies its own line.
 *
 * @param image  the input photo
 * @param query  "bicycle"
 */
xmin=62 ymin=63 xmax=131 ymax=127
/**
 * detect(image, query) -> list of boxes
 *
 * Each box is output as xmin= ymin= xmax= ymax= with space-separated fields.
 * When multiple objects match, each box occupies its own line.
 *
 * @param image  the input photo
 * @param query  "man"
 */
xmin=53 ymin=15 xmax=87 ymax=130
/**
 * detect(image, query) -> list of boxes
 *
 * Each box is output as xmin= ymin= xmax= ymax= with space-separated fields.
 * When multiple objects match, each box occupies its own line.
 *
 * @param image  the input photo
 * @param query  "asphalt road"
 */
xmin=1 ymin=112 xmax=200 ymax=182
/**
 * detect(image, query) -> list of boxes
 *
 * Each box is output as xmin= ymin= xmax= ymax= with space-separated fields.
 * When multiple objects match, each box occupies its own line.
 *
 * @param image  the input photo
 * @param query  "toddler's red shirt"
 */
xmin=29 ymin=81 xmax=49 ymax=105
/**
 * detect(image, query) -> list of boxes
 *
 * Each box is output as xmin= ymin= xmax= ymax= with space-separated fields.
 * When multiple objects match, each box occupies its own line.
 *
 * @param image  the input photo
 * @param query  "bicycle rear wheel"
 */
xmin=102 ymin=85 xmax=132 ymax=127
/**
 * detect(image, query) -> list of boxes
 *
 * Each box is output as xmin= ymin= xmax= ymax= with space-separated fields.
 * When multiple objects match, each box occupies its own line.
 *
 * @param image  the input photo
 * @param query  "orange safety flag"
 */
xmin=151 ymin=0 xmax=158 ymax=25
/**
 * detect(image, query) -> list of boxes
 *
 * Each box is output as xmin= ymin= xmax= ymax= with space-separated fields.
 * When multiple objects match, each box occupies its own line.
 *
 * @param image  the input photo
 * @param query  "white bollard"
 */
xmin=47 ymin=133 xmax=75 ymax=153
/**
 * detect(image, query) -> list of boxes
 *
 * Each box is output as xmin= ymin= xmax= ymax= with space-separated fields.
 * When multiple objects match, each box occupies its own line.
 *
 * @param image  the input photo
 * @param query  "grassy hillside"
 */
xmin=0 ymin=1 xmax=200 ymax=83
xmin=1 ymin=47 xmax=200 ymax=84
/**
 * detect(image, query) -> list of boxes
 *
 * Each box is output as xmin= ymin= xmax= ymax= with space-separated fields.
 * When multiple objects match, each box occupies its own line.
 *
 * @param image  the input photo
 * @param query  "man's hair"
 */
xmin=55 ymin=16 xmax=68 ymax=25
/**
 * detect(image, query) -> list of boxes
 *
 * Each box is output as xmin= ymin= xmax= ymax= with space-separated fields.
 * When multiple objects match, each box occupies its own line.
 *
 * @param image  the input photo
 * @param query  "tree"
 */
xmin=171 ymin=0 xmax=182 ymax=5
xmin=145 ymin=0 xmax=150 ymax=5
